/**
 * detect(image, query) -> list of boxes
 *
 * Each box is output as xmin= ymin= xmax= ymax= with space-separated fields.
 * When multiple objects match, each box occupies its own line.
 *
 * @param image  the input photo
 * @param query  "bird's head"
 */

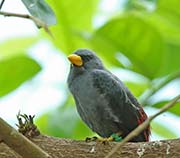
xmin=68 ymin=49 xmax=104 ymax=71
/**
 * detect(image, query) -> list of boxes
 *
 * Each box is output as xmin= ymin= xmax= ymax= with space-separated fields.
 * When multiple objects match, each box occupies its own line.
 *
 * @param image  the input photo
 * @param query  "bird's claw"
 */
xmin=85 ymin=133 xmax=122 ymax=144
xmin=85 ymin=136 xmax=114 ymax=144
xmin=96 ymin=136 xmax=114 ymax=144
xmin=85 ymin=136 xmax=98 ymax=142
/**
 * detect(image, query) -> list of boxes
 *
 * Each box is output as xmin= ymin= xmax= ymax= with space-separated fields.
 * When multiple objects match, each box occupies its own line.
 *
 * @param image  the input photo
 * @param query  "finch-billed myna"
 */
xmin=67 ymin=49 xmax=150 ymax=142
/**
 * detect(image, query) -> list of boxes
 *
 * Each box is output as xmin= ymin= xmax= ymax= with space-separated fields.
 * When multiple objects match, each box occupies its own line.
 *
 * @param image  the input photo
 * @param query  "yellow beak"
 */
xmin=68 ymin=54 xmax=83 ymax=66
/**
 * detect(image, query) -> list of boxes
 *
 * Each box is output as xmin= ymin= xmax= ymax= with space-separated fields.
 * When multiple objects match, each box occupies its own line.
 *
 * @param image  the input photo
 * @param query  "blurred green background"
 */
xmin=0 ymin=0 xmax=180 ymax=140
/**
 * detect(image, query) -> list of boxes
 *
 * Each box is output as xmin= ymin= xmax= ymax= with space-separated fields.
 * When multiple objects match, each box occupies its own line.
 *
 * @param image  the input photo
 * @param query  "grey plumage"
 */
xmin=67 ymin=49 xmax=150 ymax=142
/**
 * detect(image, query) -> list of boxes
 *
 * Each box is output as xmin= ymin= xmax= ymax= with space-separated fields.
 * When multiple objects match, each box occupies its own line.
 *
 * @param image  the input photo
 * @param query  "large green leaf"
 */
xmin=0 ymin=37 xmax=39 ymax=59
xmin=46 ymin=0 xmax=99 ymax=53
xmin=156 ymin=0 xmax=180 ymax=27
xmin=151 ymin=0 xmax=180 ymax=77
xmin=142 ymin=13 xmax=180 ymax=78
xmin=147 ymin=13 xmax=180 ymax=45
xmin=125 ymin=81 xmax=149 ymax=97
xmin=0 ymin=55 xmax=41 ymax=97
xmin=158 ymin=43 xmax=180 ymax=76
xmin=21 ymin=0 xmax=56 ymax=26
xmin=91 ymin=11 xmax=180 ymax=79
xmin=91 ymin=13 xmax=165 ymax=79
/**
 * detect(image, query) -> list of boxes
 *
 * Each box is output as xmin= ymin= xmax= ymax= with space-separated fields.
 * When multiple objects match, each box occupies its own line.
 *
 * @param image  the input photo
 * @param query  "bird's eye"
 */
xmin=81 ymin=55 xmax=93 ymax=62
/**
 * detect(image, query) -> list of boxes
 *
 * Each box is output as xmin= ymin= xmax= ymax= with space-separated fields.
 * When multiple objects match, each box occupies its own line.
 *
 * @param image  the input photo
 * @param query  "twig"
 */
xmin=0 ymin=117 xmax=51 ymax=158
xmin=105 ymin=94 xmax=180 ymax=158
xmin=0 ymin=0 xmax=5 ymax=10
xmin=16 ymin=112 xmax=40 ymax=138
xmin=0 ymin=11 xmax=53 ymax=37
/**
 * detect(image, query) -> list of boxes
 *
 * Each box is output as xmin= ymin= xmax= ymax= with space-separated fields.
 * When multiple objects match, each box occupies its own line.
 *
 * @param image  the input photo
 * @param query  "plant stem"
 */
xmin=0 ymin=0 xmax=5 ymax=10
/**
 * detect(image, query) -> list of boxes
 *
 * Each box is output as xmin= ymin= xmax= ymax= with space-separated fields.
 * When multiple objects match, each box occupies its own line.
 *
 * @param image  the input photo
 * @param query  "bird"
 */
xmin=67 ymin=49 xmax=150 ymax=142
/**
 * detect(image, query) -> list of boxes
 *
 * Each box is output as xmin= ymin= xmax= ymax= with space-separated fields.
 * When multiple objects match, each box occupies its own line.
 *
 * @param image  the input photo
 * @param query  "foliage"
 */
xmin=0 ymin=55 xmax=41 ymax=97
xmin=0 ymin=37 xmax=41 ymax=97
xmin=21 ymin=0 xmax=56 ymax=26
xmin=0 ymin=0 xmax=180 ymax=139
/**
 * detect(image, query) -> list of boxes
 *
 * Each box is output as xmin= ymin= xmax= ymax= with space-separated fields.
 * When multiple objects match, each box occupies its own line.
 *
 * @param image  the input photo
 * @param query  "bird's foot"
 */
xmin=85 ymin=136 xmax=98 ymax=142
xmin=85 ymin=133 xmax=122 ymax=144
xmin=98 ymin=134 xmax=122 ymax=144
xmin=96 ymin=136 xmax=114 ymax=144
xmin=85 ymin=136 xmax=113 ymax=144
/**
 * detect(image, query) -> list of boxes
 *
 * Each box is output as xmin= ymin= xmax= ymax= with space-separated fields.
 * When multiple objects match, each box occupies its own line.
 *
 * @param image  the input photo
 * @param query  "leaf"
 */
xmin=156 ymin=0 xmax=180 ymax=27
xmin=158 ymin=43 xmax=180 ymax=76
xmin=90 ymin=35 xmax=123 ymax=67
xmin=91 ymin=13 xmax=165 ymax=79
xmin=125 ymin=81 xmax=149 ymax=97
xmin=153 ymin=101 xmax=180 ymax=116
xmin=0 ymin=55 xmax=41 ymax=97
xmin=147 ymin=13 xmax=180 ymax=45
xmin=142 ymin=13 xmax=180 ymax=77
xmin=21 ymin=0 xmax=56 ymax=26
xmin=151 ymin=121 xmax=178 ymax=139
xmin=91 ymin=11 xmax=180 ymax=79
xmin=45 ymin=0 xmax=99 ymax=53
xmin=0 ymin=37 xmax=39 ymax=59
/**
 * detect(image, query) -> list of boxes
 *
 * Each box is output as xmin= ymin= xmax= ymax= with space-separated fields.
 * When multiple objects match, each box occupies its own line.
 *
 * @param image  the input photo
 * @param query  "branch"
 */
xmin=0 ymin=135 xmax=180 ymax=158
xmin=0 ymin=11 xmax=52 ymax=37
xmin=0 ymin=98 xmax=179 ymax=158
xmin=0 ymin=117 xmax=51 ymax=158
xmin=0 ymin=96 xmax=180 ymax=158
xmin=105 ymin=95 xmax=180 ymax=158
xmin=0 ymin=0 xmax=5 ymax=10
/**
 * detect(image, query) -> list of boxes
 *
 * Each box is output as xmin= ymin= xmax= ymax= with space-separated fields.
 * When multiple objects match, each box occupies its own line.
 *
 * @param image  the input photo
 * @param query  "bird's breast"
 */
xmin=69 ymin=72 xmax=120 ymax=137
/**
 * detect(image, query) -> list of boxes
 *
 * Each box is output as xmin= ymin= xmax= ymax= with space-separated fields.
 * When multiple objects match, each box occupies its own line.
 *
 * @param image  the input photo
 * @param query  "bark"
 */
xmin=0 ymin=118 xmax=50 ymax=158
xmin=0 ymin=135 xmax=180 ymax=158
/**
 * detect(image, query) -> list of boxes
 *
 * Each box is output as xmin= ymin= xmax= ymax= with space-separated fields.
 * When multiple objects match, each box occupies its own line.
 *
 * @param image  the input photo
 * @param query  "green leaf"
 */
xmin=125 ymin=81 xmax=149 ymax=97
xmin=46 ymin=0 xmax=99 ymax=53
xmin=91 ymin=11 xmax=180 ymax=79
xmin=153 ymin=101 xmax=180 ymax=116
xmin=0 ymin=55 xmax=41 ymax=97
xmin=21 ymin=0 xmax=56 ymax=26
xmin=0 ymin=37 xmax=39 ymax=59
xmin=141 ymin=13 xmax=180 ymax=77
xmin=146 ymin=1 xmax=180 ymax=77
xmin=91 ymin=13 xmax=165 ymax=79
xmin=90 ymin=35 xmax=123 ymax=67
xmin=151 ymin=121 xmax=178 ymax=138
xmin=156 ymin=0 xmax=180 ymax=27
xmin=147 ymin=13 xmax=180 ymax=45
xmin=36 ymin=105 xmax=94 ymax=139
xmin=158 ymin=43 xmax=180 ymax=76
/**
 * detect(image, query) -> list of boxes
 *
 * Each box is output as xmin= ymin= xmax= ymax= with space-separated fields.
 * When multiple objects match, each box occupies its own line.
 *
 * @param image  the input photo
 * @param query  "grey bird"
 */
xmin=67 ymin=49 xmax=150 ymax=142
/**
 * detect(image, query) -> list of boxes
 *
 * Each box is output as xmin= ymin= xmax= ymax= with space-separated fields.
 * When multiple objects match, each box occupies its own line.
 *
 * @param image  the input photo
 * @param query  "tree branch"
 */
xmin=0 ymin=135 xmax=180 ymax=158
xmin=0 ymin=11 xmax=52 ymax=36
xmin=105 ymin=95 xmax=180 ymax=158
xmin=0 ymin=117 xmax=51 ymax=158
xmin=0 ymin=96 xmax=179 ymax=158
xmin=0 ymin=0 xmax=5 ymax=10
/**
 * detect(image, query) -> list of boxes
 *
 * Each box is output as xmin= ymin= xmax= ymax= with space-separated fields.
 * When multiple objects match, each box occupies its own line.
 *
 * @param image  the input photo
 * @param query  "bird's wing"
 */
xmin=91 ymin=69 xmax=148 ymax=138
